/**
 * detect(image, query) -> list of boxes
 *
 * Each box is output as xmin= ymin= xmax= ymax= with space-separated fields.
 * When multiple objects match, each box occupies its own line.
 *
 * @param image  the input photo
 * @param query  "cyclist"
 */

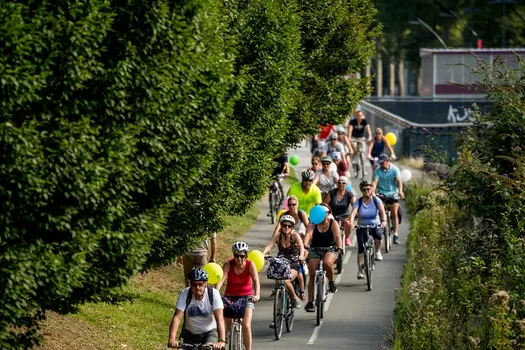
xmin=267 ymin=153 xmax=290 ymax=216
xmin=321 ymin=133 xmax=347 ymax=163
xmin=368 ymin=128 xmax=396 ymax=173
xmin=286 ymin=170 xmax=322 ymax=215
xmin=348 ymin=110 xmax=372 ymax=176
xmin=313 ymin=156 xmax=339 ymax=198
xmin=331 ymin=151 xmax=350 ymax=178
xmin=335 ymin=125 xmax=354 ymax=166
xmin=348 ymin=180 xmax=387 ymax=279
xmin=168 ymin=268 xmax=226 ymax=349
xmin=303 ymin=205 xmax=343 ymax=312
xmin=309 ymin=156 xmax=322 ymax=183
xmin=216 ymin=242 xmax=260 ymax=350
xmin=372 ymin=153 xmax=404 ymax=244
xmin=322 ymin=176 xmax=356 ymax=247
xmin=262 ymin=215 xmax=306 ymax=309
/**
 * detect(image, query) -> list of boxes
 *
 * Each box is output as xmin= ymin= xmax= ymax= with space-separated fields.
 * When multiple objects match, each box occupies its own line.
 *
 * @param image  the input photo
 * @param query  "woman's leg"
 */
xmin=284 ymin=270 xmax=299 ymax=300
xmin=322 ymin=252 xmax=337 ymax=282
xmin=242 ymin=308 xmax=253 ymax=350
xmin=307 ymin=259 xmax=318 ymax=302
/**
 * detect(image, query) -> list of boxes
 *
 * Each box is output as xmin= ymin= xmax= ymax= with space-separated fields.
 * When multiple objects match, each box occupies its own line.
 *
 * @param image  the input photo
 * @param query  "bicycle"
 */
xmin=351 ymin=139 xmax=365 ymax=180
xmin=334 ymin=214 xmax=348 ymax=275
xmin=269 ymin=174 xmax=285 ymax=224
xmin=224 ymin=296 xmax=252 ymax=350
xmin=265 ymin=256 xmax=296 ymax=340
xmin=378 ymin=193 xmax=401 ymax=253
xmin=310 ymin=246 xmax=339 ymax=326
xmin=357 ymin=225 xmax=377 ymax=291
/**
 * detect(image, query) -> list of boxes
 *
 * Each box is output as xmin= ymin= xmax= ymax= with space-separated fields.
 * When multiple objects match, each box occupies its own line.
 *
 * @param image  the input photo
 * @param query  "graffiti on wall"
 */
xmin=447 ymin=104 xmax=475 ymax=123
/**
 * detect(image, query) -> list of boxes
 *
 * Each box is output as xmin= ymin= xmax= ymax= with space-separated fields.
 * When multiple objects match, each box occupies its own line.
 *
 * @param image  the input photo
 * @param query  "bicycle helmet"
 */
xmin=301 ymin=169 xmax=315 ymax=181
xmin=232 ymin=241 xmax=249 ymax=253
xmin=329 ymin=132 xmax=338 ymax=140
xmin=189 ymin=268 xmax=209 ymax=281
xmin=280 ymin=214 xmax=296 ymax=225
xmin=335 ymin=125 xmax=346 ymax=134
xmin=359 ymin=180 xmax=373 ymax=189
xmin=321 ymin=155 xmax=332 ymax=163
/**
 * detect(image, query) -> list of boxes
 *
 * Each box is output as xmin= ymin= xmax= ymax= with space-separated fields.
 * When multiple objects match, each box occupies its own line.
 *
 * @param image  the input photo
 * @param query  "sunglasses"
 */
xmin=282 ymin=224 xmax=293 ymax=229
xmin=303 ymin=179 xmax=313 ymax=182
xmin=312 ymin=162 xmax=319 ymax=165
xmin=234 ymin=254 xmax=246 ymax=259
xmin=191 ymin=282 xmax=205 ymax=287
xmin=376 ymin=132 xmax=382 ymax=135
xmin=338 ymin=181 xmax=346 ymax=185
xmin=361 ymin=187 xmax=373 ymax=192
xmin=337 ymin=132 xmax=345 ymax=135
xmin=322 ymin=162 xmax=331 ymax=166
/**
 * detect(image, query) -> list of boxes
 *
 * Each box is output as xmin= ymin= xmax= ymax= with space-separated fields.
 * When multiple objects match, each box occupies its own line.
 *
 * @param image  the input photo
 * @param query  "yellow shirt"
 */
xmin=286 ymin=182 xmax=322 ymax=215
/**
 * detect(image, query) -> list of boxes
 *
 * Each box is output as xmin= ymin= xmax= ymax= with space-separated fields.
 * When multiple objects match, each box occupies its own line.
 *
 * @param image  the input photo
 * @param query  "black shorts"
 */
xmin=183 ymin=329 xmax=218 ymax=344
xmin=356 ymin=227 xmax=383 ymax=254
xmin=378 ymin=194 xmax=400 ymax=204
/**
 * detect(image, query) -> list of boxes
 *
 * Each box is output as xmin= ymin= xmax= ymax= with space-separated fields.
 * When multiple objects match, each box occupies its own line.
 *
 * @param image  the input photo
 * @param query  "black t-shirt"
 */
xmin=328 ymin=188 xmax=354 ymax=217
xmin=350 ymin=118 xmax=368 ymax=138
xmin=272 ymin=155 xmax=288 ymax=176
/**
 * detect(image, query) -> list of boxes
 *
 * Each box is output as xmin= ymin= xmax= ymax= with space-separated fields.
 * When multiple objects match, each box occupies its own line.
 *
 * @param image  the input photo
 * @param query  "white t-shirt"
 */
xmin=176 ymin=287 xmax=224 ymax=334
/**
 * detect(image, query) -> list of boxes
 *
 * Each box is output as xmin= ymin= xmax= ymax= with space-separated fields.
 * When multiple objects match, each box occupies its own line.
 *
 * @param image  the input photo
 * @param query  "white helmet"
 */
xmin=232 ymin=241 xmax=249 ymax=253
xmin=335 ymin=125 xmax=346 ymax=134
xmin=280 ymin=214 xmax=296 ymax=225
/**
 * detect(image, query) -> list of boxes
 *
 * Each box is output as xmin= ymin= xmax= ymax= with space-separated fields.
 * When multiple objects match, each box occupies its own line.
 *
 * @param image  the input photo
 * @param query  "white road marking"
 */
xmin=307 ymin=321 xmax=323 ymax=345
xmin=307 ymin=250 xmax=353 ymax=345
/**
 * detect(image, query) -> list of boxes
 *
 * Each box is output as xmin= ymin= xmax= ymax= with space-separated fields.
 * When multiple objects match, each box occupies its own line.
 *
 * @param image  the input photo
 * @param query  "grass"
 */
xmin=398 ymin=156 xmax=425 ymax=170
xmin=35 ymin=204 xmax=261 ymax=350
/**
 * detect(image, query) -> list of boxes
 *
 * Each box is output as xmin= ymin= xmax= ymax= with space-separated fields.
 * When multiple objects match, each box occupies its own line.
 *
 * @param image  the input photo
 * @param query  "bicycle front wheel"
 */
xmin=365 ymin=248 xmax=373 ymax=291
xmin=273 ymin=288 xmax=284 ymax=340
xmin=384 ymin=220 xmax=391 ymax=253
xmin=270 ymin=193 xmax=276 ymax=224
xmin=315 ymin=275 xmax=324 ymax=326
xmin=229 ymin=323 xmax=241 ymax=350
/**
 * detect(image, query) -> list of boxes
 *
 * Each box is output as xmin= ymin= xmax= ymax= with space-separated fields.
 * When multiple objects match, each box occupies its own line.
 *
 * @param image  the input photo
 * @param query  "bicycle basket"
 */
xmin=222 ymin=296 xmax=247 ymax=319
xmin=266 ymin=257 xmax=292 ymax=280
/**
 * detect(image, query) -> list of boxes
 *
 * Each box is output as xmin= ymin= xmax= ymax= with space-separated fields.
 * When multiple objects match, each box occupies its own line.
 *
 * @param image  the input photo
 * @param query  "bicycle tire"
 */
xmin=273 ymin=288 xmax=284 ymax=340
xmin=366 ymin=248 xmax=373 ymax=291
xmin=384 ymin=217 xmax=390 ymax=253
xmin=229 ymin=323 xmax=240 ymax=350
xmin=285 ymin=291 xmax=295 ymax=332
xmin=359 ymin=153 xmax=365 ymax=180
xmin=270 ymin=193 xmax=276 ymax=224
xmin=315 ymin=275 xmax=323 ymax=326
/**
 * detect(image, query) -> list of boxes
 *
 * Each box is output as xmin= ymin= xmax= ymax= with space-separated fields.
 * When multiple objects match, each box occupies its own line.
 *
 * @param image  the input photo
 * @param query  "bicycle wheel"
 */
xmin=315 ymin=275 xmax=324 ymax=326
xmin=228 ymin=323 xmax=239 ymax=350
xmin=273 ymin=287 xmax=284 ymax=340
xmin=365 ymin=248 xmax=373 ymax=291
xmin=285 ymin=292 xmax=295 ymax=332
xmin=358 ymin=153 xmax=365 ymax=180
xmin=269 ymin=193 xmax=276 ymax=224
xmin=384 ymin=219 xmax=390 ymax=253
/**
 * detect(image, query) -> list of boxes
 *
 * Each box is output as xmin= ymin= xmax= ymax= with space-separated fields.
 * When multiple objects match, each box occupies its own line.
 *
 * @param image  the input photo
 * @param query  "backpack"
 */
xmin=180 ymin=286 xmax=214 ymax=339
xmin=357 ymin=196 xmax=381 ymax=217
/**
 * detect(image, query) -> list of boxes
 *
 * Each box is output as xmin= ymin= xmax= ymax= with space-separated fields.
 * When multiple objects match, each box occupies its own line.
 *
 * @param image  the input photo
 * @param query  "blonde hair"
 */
xmin=375 ymin=127 xmax=383 ymax=134
xmin=287 ymin=195 xmax=299 ymax=206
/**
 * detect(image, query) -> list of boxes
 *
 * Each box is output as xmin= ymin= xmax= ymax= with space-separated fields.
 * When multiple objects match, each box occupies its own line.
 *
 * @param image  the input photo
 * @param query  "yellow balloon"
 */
xmin=385 ymin=132 xmax=397 ymax=146
xmin=277 ymin=209 xmax=287 ymax=220
xmin=247 ymin=250 xmax=265 ymax=272
xmin=203 ymin=262 xmax=223 ymax=285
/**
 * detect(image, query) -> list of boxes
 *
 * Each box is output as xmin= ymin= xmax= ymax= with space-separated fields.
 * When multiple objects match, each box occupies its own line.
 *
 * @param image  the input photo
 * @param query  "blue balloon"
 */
xmin=310 ymin=205 xmax=327 ymax=225
xmin=346 ymin=183 xmax=352 ymax=191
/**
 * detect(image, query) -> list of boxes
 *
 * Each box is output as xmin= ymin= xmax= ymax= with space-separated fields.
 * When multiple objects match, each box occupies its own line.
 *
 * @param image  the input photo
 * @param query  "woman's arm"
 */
xmin=365 ymin=124 xmax=372 ymax=141
xmin=322 ymin=192 xmax=331 ymax=205
xmin=249 ymin=262 xmax=260 ymax=302
xmin=262 ymin=234 xmax=279 ymax=256
xmin=300 ymin=210 xmax=310 ymax=226
xmin=367 ymin=139 xmax=375 ymax=157
xmin=344 ymin=136 xmax=354 ymax=155
xmin=303 ymin=223 xmax=314 ymax=248
xmin=383 ymin=136 xmax=395 ymax=157
xmin=215 ymin=262 xmax=229 ymax=291
xmin=349 ymin=207 xmax=358 ymax=228
xmin=271 ymin=222 xmax=281 ymax=239
xmin=331 ymin=219 xmax=342 ymax=250
xmin=378 ymin=202 xmax=387 ymax=228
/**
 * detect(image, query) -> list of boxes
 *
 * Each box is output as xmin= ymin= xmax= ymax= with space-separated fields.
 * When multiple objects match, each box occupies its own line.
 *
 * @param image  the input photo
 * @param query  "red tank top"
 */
xmin=224 ymin=259 xmax=253 ymax=296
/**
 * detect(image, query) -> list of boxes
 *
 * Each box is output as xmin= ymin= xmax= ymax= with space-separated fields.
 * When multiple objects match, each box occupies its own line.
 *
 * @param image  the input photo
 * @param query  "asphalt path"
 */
xmin=240 ymin=141 xmax=410 ymax=350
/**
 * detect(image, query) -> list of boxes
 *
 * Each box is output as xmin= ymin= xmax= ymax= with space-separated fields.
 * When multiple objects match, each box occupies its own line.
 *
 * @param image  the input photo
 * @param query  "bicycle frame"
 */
xmin=265 ymin=256 xmax=295 ymax=340
xmin=310 ymin=247 xmax=336 ymax=326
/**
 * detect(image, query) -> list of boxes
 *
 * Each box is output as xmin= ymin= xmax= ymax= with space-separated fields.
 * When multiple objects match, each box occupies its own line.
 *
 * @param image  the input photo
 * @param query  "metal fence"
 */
xmin=361 ymin=100 xmax=472 ymax=160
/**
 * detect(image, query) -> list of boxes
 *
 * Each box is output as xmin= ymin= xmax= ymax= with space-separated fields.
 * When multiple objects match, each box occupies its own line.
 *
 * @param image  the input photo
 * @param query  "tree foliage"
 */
xmin=0 ymin=0 xmax=379 ymax=348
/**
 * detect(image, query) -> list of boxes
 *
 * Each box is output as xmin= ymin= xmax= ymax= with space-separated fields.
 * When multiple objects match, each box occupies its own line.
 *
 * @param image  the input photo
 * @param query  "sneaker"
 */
xmin=357 ymin=269 xmax=365 ymax=279
xmin=269 ymin=322 xmax=275 ymax=329
xmin=291 ymin=299 xmax=301 ymax=309
xmin=298 ymin=291 xmax=306 ymax=302
xmin=328 ymin=281 xmax=338 ymax=293
xmin=267 ymin=211 xmax=272 ymax=217
xmin=305 ymin=301 xmax=315 ymax=312
xmin=345 ymin=237 xmax=351 ymax=246
xmin=375 ymin=250 xmax=383 ymax=261
xmin=393 ymin=234 xmax=400 ymax=245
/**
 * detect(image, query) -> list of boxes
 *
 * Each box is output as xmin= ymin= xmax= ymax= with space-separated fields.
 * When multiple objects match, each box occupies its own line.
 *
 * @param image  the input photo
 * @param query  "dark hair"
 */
xmin=319 ymin=202 xmax=332 ymax=214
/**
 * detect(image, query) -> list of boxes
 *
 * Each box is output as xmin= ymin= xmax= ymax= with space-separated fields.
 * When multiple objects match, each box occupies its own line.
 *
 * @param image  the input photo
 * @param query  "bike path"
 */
xmin=239 ymin=141 xmax=414 ymax=349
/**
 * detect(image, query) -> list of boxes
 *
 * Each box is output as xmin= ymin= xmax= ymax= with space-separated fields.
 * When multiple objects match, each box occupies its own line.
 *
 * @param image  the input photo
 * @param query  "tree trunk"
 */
xmin=389 ymin=61 xmax=395 ymax=96
xmin=398 ymin=59 xmax=405 ymax=96
xmin=376 ymin=54 xmax=382 ymax=97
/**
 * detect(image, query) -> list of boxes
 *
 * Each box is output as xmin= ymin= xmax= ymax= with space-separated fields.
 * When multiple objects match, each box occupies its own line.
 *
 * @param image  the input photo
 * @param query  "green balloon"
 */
xmin=289 ymin=155 xmax=300 ymax=166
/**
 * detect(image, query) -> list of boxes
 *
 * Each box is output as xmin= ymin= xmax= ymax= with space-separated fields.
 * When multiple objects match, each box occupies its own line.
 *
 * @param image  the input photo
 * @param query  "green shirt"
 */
xmin=286 ymin=182 xmax=322 ymax=215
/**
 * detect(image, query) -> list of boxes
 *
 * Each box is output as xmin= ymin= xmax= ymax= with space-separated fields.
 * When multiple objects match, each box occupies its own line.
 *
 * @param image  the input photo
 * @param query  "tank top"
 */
xmin=278 ymin=233 xmax=300 ymax=268
xmin=311 ymin=219 xmax=336 ymax=247
xmin=328 ymin=188 xmax=354 ymax=217
xmin=225 ymin=259 xmax=253 ymax=296
xmin=371 ymin=139 xmax=385 ymax=156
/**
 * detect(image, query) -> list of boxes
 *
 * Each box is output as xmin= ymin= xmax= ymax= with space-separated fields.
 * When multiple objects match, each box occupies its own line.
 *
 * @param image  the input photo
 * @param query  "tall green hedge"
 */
xmin=0 ymin=0 xmax=380 ymax=347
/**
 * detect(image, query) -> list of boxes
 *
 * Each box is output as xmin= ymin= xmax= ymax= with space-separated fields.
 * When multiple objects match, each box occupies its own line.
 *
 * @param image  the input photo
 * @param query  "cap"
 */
xmin=338 ymin=176 xmax=348 ymax=183
xmin=377 ymin=153 xmax=390 ymax=163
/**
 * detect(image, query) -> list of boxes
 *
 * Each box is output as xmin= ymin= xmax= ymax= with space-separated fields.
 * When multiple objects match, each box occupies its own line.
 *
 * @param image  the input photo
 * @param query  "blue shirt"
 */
xmin=373 ymin=164 xmax=401 ymax=196
xmin=353 ymin=196 xmax=382 ymax=225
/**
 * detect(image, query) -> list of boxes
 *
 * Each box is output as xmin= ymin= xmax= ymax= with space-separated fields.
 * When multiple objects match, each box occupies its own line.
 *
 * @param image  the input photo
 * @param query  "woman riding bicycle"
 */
xmin=367 ymin=127 xmax=396 ymax=173
xmin=348 ymin=180 xmax=387 ymax=280
xmin=322 ymin=176 xmax=356 ymax=247
xmin=302 ymin=205 xmax=343 ymax=312
xmin=262 ymin=214 xmax=306 ymax=308
xmin=216 ymin=242 xmax=260 ymax=350
xmin=313 ymin=155 xmax=339 ymax=198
